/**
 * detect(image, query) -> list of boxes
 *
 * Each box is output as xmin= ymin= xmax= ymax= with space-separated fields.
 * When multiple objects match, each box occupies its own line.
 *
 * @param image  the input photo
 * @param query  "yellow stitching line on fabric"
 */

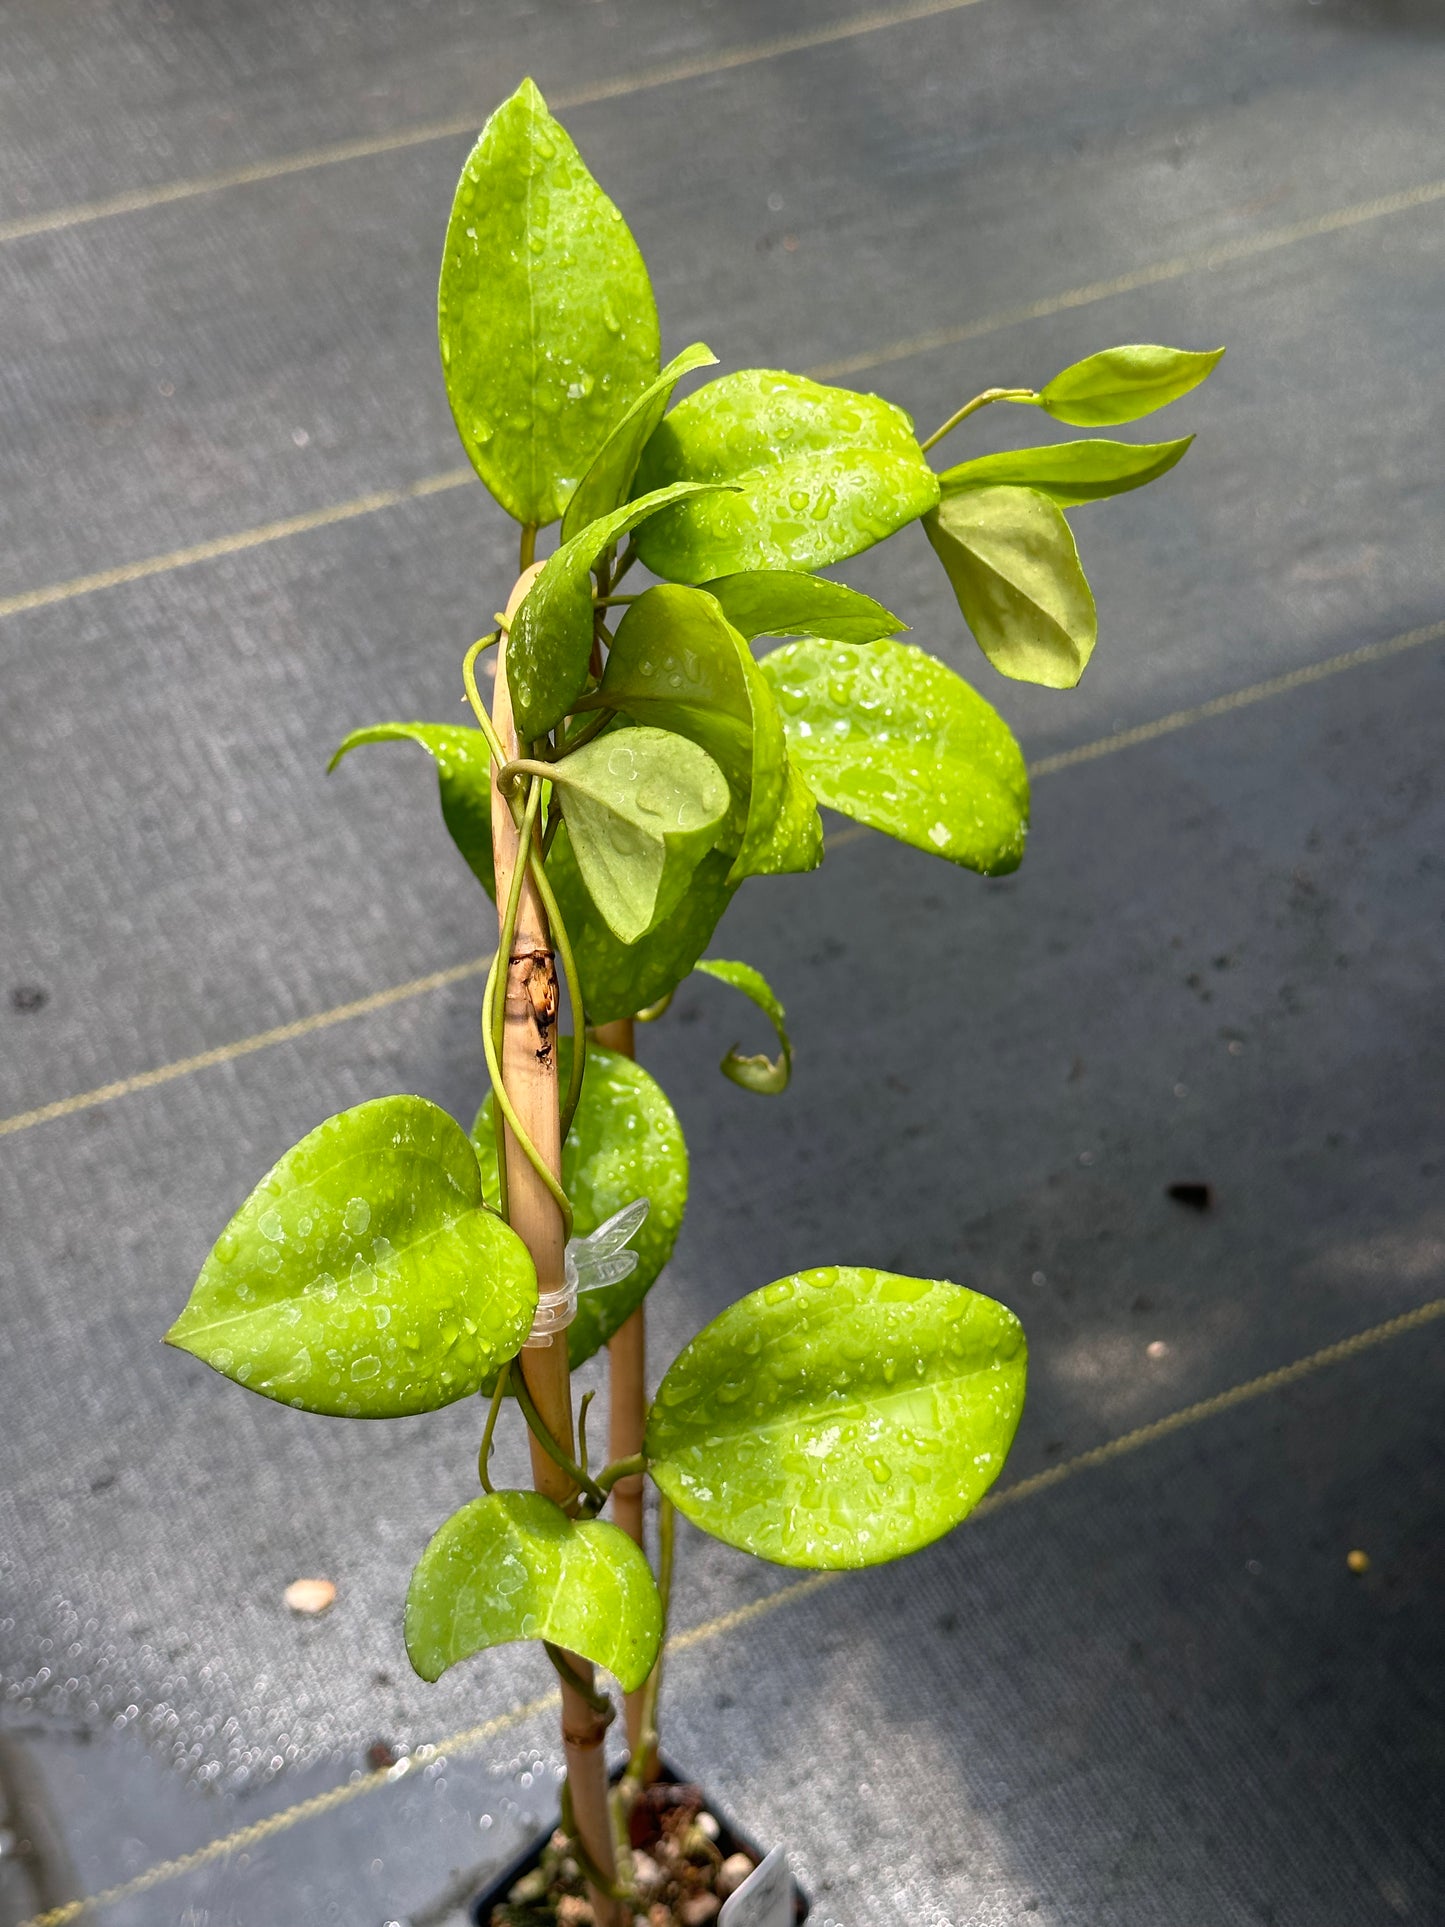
xmin=0 ymin=955 xmax=493 ymax=1139
xmin=4 ymin=170 xmax=1445 ymax=628
xmin=19 ymin=1294 xmax=1442 ymax=1927
xmin=0 ymin=0 xmax=989 ymax=248
xmin=3 ymin=614 xmax=1441 ymax=1142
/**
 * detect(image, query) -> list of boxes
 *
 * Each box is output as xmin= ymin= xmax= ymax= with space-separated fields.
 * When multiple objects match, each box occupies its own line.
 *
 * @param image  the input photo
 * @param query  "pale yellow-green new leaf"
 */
xmin=438 ymin=78 xmax=660 ymax=527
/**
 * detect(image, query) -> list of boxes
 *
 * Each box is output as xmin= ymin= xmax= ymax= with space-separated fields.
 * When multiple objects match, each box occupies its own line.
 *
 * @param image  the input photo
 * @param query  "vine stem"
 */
xmin=490 ymin=564 xmax=623 ymax=1926
xmin=622 ymin=1496 xmax=674 ymax=1791
xmin=919 ymin=385 xmax=1038 ymax=455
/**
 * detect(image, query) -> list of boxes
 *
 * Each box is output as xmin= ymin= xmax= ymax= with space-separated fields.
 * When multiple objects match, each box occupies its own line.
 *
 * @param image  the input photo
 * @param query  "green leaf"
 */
xmin=1037 ymin=345 xmax=1224 ymax=428
xmin=167 ymin=1098 xmax=536 ymax=1418
xmin=632 ymin=369 xmax=941 ymax=581
xmin=758 ymin=639 xmax=1028 ymax=875
xmin=473 ymin=1039 xmax=687 ymax=1367
xmin=561 ymin=343 xmax=717 ymax=542
xmin=548 ymin=726 xmax=729 ymax=944
xmin=329 ymin=723 xmax=496 ymax=896
xmin=598 ymin=585 xmax=823 ymax=883
xmin=646 ymin=1266 xmax=1026 ymax=1569
xmin=693 ymin=958 xmax=791 ymax=1094
xmin=438 ymin=78 xmax=660 ymax=527
xmin=700 ymin=570 xmax=904 ymax=644
xmin=406 ymin=1490 xmax=662 ymax=1690
xmin=938 ymin=435 xmax=1193 ymax=508
xmin=509 ymin=480 xmax=730 ymax=739
xmin=548 ymin=826 xmax=737 ymax=1026
xmin=924 ymin=486 xmax=1097 ymax=689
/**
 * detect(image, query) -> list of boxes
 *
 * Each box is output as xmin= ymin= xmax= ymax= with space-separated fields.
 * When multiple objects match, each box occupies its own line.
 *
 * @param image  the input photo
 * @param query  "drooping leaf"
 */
xmin=758 ymin=639 xmax=1029 ymax=874
xmin=548 ymin=726 xmax=729 ymax=944
xmin=473 ymin=1039 xmax=687 ymax=1367
xmin=925 ymin=486 xmax=1097 ymax=689
xmin=1037 ymin=345 xmax=1224 ymax=428
xmin=167 ymin=1098 xmax=536 ymax=1418
xmin=632 ymin=370 xmax=941 ymax=581
xmin=561 ymin=343 xmax=717 ymax=542
xmin=646 ymin=1267 xmax=1026 ymax=1569
xmin=597 ymin=585 xmax=823 ymax=882
xmin=547 ymin=826 xmax=737 ymax=1026
xmin=438 ymin=78 xmax=660 ymax=527
xmin=938 ymin=435 xmax=1193 ymax=508
xmin=405 ymin=1490 xmax=662 ymax=1690
xmin=508 ymin=480 xmax=730 ymax=739
xmin=329 ymin=723 xmax=496 ymax=896
xmin=700 ymin=570 xmax=904 ymax=645
xmin=693 ymin=958 xmax=791 ymax=1094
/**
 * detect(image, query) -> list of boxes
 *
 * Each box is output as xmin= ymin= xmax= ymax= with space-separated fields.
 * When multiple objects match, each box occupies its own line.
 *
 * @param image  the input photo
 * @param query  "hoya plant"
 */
xmin=167 ymin=80 xmax=1220 ymax=1924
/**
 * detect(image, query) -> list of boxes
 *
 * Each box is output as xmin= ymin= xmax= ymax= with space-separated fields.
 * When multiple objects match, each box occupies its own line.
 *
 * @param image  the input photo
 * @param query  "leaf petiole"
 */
xmin=919 ymin=386 xmax=1038 ymax=455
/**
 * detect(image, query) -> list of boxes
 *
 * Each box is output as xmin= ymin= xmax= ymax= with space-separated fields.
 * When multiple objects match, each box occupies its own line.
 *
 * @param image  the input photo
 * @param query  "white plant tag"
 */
xmin=719 ymin=1844 xmax=791 ymax=1927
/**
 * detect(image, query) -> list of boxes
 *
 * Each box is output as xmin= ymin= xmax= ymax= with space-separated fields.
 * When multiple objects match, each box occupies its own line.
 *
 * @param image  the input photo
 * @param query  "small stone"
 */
xmin=283 ymin=1578 xmax=336 ymax=1614
xmin=509 ymin=1869 xmax=548 ymax=1905
xmin=695 ymin=1811 xmax=720 ymax=1842
xmin=718 ymin=1852 xmax=755 ymax=1898
xmin=648 ymin=1907 xmax=671 ymax=1927
xmin=631 ymin=1850 xmax=663 ymax=1897
xmin=680 ymin=1896 xmax=720 ymax=1926
xmin=1347 ymin=1548 xmax=1370 ymax=1574
xmin=557 ymin=1896 xmax=593 ymax=1925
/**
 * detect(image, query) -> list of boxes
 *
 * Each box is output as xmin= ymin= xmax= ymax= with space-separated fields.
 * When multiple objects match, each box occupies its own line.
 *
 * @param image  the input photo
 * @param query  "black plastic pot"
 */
xmin=470 ymin=1761 xmax=809 ymax=1923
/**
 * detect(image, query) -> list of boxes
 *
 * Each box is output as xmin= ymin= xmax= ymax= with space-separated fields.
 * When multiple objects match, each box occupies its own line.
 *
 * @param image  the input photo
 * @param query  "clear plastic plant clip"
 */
xmin=524 ymin=1197 xmax=650 ymax=1348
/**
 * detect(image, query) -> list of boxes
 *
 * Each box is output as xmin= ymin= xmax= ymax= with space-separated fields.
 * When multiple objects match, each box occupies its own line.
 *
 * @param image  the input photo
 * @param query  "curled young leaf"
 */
xmin=700 ymin=571 xmax=904 ymax=645
xmin=329 ymin=722 xmax=496 ymax=896
xmin=646 ymin=1267 xmax=1026 ymax=1568
xmin=405 ymin=1490 xmax=662 ymax=1690
xmin=508 ymin=480 xmax=731 ymax=740
xmin=547 ymin=827 xmax=737 ymax=1027
xmin=561 ymin=342 xmax=718 ymax=541
xmin=167 ymin=1098 xmax=537 ymax=1418
xmin=693 ymin=957 xmax=791 ymax=1094
xmin=632 ymin=369 xmax=940 ymax=581
xmin=598 ymin=585 xmax=823 ymax=883
xmin=759 ymin=638 xmax=1028 ymax=874
xmin=438 ymin=78 xmax=660 ymax=527
xmin=548 ymin=726 xmax=730 ymax=944
xmin=925 ymin=486 xmax=1097 ymax=689
xmin=938 ymin=435 xmax=1193 ymax=508
xmin=473 ymin=1039 xmax=688 ymax=1367
xmin=1037 ymin=345 xmax=1224 ymax=427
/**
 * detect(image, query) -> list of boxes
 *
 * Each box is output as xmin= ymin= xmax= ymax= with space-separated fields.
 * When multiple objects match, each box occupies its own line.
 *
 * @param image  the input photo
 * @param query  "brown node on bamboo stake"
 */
xmin=491 ymin=565 xmax=623 ymax=1927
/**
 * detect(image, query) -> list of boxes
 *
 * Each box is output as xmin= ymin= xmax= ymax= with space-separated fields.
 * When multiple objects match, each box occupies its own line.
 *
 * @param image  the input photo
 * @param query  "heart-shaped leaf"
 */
xmin=329 ymin=723 xmax=496 ymax=896
xmin=632 ymin=369 xmax=941 ymax=581
xmin=561 ymin=343 xmax=718 ymax=541
xmin=925 ymin=486 xmax=1097 ymax=688
xmin=405 ymin=1490 xmax=662 ymax=1690
xmin=647 ymin=1267 xmax=1026 ymax=1569
xmin=438 ymin=79 xmax=660 ymax=527
xmin=473 ymin=1039 xmax=688 ymax=1366
xmin=694 ymin=958 xmax=791 ymax=1094
xmin=1037 ymin=344 xmax=1224 ymax=427
xmin=598 ymin=585 xmax=822 ymax=883
xmin=758 ymin=638 xmax=1029 ymax=874
xmin=508 ymin=480 xmax=729 ymax=739
xmin=167 ymin=1098 xmax=537 ymax=1418
xmin=547 ymin=826 xmax=737 ymax=1026
xmin=548 ymin=726 xmax=729 ymax=944
xmin=700 ymin=571 xmax=904 ymax=644
xmin=938 ymin=435 xmax=1192 ymax=508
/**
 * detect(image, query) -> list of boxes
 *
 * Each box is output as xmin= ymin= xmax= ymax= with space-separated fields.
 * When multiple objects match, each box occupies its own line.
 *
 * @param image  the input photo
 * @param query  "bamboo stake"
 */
xmin=592 ymin=1017 xmax=652 ymax=1762
xmin=491 ymin=567 xmax=622 ymax=1927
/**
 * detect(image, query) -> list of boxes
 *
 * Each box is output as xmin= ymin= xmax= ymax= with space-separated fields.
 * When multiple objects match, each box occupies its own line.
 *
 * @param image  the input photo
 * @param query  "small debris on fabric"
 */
xmin=1146 ymin=1340 xmax=1170 ymax=1360
xmin=10 ymin=984 xmax=47 ymax=1012
xmin=367 ymin=1740 xmax=400 ymax=1771
xmin=1167 ymin=1181 xmax=1215 ymax=1211
xmin=284 ymin=1577 xmax=337 ymax=1614
xmin=1347 ymin=1548 xmax=1371 ymax=1574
